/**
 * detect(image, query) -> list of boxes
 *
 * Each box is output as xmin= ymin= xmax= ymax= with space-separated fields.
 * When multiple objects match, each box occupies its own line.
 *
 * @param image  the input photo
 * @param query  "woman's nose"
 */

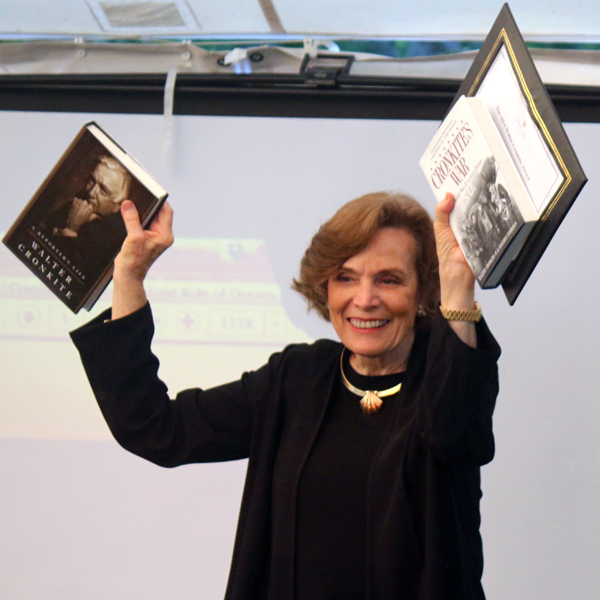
xmin=353 ymin=281 xmax=379 ymax=308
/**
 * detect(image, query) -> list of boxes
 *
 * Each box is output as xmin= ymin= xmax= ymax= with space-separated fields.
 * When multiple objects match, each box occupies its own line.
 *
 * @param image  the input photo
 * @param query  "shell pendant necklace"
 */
xmin=339 ymin=348 xmax=402 ymax=415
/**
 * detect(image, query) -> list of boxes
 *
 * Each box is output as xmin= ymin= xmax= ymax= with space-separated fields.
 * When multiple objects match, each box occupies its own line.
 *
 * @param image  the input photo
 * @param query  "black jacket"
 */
xmin=71 ymin=303 xmax=501 ymax=600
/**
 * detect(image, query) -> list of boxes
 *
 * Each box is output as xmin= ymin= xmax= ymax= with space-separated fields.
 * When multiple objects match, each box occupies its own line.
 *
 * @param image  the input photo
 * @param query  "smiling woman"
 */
xmin=293 ymin=192 xmax=440 ymax=324
xmin=293 ymin=192 xmax=440 ymax=376
xmin=327 ymin=227 xmax=421 ymax=375
xmin=70 ymin=189 xmax=500 ymax=600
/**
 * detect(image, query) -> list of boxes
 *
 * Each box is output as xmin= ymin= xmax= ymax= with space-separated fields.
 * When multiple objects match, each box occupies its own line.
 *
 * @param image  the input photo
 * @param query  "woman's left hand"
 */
xmin=434 ymin=193 xmax=475 ymax=307
xmin=434 ymin=193 xmax=477 ymax=347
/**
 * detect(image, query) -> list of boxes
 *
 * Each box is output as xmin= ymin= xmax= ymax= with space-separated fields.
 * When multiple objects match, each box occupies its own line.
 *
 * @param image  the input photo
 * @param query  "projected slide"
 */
xmin=0 ymin=237 xmax=311 ymax=346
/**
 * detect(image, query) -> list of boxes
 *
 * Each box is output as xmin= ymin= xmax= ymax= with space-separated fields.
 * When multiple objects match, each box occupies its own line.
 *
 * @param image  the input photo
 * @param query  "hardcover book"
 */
xmin=3 ymin=122 xmax=168 ymax=313
xmin=423 ymin=3 xmax=587 ymax=303
xmin=420 ymin=94 xmax=538 ymax=289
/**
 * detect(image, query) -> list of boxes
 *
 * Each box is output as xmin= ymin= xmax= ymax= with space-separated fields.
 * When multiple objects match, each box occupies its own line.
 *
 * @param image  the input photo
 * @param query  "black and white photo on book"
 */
xmin=3 ymin=122 xmax=168 ymax=313
xmin=454 ymin=156 xmax=523 ymax=284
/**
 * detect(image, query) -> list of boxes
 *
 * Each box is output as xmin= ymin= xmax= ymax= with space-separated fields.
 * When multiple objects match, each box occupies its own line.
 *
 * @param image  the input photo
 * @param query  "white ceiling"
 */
xmin=2 ymin=0 xmax=600 ymax=40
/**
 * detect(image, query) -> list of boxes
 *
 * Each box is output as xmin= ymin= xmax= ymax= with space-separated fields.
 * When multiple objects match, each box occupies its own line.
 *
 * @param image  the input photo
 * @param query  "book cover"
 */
xmin=3 ymin=122 xmax=168 ymax=313
xmin=420 ymin=95 xmax=537 ymax=288
xmin=452 ymin=3 xmax=587 ymax=303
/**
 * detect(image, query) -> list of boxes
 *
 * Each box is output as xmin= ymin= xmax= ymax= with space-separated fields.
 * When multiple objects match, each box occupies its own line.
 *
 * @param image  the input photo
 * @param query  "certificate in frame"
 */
xmin=453 ymin=3 xmax=587 ymax=304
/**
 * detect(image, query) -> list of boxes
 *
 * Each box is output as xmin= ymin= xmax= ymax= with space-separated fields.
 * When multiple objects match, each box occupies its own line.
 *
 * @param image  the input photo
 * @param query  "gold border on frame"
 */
xmin=466 ymin=29 xmax=572 ymax=280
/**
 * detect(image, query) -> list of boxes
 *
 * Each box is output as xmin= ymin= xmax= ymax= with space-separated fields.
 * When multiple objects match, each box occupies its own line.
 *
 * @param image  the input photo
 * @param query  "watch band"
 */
xmin=439 ymin=301 xmax=482 ymax=322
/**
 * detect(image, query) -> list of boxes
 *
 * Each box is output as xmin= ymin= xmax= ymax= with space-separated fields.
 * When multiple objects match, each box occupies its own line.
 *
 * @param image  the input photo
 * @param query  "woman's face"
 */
xmin=327 ymin=227 xmax=420 ymax=372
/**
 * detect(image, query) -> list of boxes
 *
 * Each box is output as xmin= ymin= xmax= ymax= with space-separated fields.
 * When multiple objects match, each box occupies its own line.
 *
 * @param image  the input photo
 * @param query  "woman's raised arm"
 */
xmin=433 ymin=193 xmax=477 ymax=348
xmin=111 ymin=200 xmax=174 ymax=319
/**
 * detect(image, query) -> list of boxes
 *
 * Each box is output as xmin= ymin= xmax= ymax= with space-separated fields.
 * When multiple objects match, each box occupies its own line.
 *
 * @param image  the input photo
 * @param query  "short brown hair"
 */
xmin=292 ymin=191 xmax=440 ymax=327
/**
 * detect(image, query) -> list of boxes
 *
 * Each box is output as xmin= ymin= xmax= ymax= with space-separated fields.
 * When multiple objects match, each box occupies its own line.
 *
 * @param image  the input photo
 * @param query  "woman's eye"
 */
xmin=335 ymin=273 xmax=352 ymax=282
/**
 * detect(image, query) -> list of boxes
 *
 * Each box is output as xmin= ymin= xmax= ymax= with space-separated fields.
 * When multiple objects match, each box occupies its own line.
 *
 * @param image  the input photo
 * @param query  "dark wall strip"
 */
xmin=1 ymin=74 xmax=599 ymax=123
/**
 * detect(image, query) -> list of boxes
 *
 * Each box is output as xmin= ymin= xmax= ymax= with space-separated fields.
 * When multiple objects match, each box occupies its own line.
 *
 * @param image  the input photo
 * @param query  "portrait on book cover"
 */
xmin=27 ymin=132 xmax=155 ymax=283
xmin=459 ymin=157 xmax=524 ymax=279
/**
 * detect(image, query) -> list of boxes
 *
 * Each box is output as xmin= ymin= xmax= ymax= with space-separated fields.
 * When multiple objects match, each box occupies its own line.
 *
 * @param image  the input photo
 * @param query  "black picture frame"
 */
xmin=454 ymin=3 xmax=587 ymax=304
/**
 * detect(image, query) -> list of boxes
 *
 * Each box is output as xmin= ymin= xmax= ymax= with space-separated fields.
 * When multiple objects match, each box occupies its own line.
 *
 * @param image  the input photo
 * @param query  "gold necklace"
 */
xmin=339 ymin=349 xmax=402 ymax=415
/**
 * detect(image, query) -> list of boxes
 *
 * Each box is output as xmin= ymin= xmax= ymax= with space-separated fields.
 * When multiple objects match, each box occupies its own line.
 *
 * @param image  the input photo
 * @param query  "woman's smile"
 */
xmin=348 ymin=318 xmax=390 ymax=329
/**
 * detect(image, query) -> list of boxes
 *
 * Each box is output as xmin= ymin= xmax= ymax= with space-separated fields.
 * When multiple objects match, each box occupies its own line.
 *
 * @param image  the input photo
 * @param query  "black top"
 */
xmin=70 ymin=304 xmax=501 ymax=600
xmin=296 ymin=352 xmax=404 ymax=599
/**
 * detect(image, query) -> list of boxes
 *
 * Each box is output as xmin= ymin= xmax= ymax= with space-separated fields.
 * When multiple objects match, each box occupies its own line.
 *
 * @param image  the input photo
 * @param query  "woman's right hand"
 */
xmin=111 ymin=200 xmax=174 ymax=319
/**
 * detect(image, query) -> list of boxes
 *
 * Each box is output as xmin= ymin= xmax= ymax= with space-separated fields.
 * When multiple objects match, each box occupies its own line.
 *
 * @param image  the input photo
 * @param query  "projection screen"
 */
xmin=1 ymin=109 xmax=598 ymax=600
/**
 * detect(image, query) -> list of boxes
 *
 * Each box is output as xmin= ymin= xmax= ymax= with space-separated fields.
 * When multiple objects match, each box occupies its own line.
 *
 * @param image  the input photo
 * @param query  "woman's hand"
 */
xmin=433 ymin=193 xmax=477 ymax=347
xmin=111 ymin=200 xmax=174 ymax=320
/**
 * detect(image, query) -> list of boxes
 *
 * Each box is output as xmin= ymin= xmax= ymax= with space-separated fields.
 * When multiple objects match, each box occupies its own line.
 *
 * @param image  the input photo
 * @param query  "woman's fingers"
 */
xmin=115 ymin=201 xmax=174 ymax=281
xmin=433 ymin=193 xmax=476 ymax=301
xmin=148 ymin=201 xmax=175 ymax=248
xmin=434 ymin=192 xmax=454 ymax=222
xmin=120 ymin=200 xmax=143 ymax=235
xmin=433 ymin=193 xmax=460 ymax=260
xmin=153 ymin=201 xmax=174 ymax=232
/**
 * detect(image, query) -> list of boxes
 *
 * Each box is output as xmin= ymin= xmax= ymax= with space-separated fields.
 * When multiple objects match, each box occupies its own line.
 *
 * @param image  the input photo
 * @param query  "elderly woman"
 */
xmin=71 ymin=191 xmax=500 ymax=600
